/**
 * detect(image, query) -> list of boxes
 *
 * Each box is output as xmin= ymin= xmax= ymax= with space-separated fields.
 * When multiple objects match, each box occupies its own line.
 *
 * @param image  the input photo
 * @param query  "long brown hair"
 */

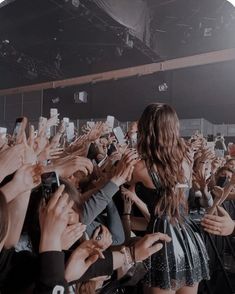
xmin=137 ymin=103 xmax=188 ymax=221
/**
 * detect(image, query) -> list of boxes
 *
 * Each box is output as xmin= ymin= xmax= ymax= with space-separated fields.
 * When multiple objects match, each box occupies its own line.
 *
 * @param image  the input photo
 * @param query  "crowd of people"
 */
xmin=0 ymin=102 xmax=234 ymax=294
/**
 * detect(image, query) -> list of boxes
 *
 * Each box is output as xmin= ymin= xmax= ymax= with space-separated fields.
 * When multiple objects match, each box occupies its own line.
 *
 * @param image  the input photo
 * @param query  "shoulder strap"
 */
xmin=148 ymin=169 xmax=162 ymax=190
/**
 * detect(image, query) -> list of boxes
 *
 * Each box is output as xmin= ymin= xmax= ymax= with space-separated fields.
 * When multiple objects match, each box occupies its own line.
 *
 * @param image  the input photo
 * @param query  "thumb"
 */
xmin=92 ymin=226 xmax=101 ymax=240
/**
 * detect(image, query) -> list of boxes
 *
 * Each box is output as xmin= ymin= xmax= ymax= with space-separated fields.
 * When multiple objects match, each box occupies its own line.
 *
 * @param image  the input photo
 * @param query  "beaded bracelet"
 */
xmin=120 ymin=246 xmax=135 ymax=267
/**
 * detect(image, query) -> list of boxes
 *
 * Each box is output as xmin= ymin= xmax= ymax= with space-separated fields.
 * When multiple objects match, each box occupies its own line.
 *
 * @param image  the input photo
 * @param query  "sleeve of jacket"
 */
xmin=78 ymin=249 xmax=113 ymax=283
xmin=80 ymin=181 xmax=119 ymax=225
xmin=34 ymin=251 xmax=67 ymax=294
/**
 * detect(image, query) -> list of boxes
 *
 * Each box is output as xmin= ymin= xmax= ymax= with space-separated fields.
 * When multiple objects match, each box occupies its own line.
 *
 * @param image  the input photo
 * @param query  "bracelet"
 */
xmin=120 ymin=246 xmax=135 ymax=267
xmin=122 ymin=213 xmax=131 ymax=216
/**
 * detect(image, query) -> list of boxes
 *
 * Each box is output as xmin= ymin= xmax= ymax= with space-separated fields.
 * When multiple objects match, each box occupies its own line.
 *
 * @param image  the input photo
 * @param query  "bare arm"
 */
xmin=5 ymin=191 xmax=30 ymax=248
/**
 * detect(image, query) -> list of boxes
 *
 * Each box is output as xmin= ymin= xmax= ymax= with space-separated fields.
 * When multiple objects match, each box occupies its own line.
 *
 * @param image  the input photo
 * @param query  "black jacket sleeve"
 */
xmin=78 ymin=249 xmax=113 ymax=283
xmin=34 ymin=251 xmax=67 ymax=294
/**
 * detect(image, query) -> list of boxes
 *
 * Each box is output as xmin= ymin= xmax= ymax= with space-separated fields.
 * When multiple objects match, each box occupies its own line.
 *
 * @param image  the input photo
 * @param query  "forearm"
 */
xmin=106 ymin=201 xmax=125 ymax=245
xmin=80 ymin=181 xmax=119 ymax=225
xmin=133 ymin=197 xmax=150 ymax=221
xmin=121 ymin=215 xmax=132 ymax=242
xmin=5 ymin=191 xmax=31 ymax=248
xmin=0 ymin=180 xmax=23 ymax=203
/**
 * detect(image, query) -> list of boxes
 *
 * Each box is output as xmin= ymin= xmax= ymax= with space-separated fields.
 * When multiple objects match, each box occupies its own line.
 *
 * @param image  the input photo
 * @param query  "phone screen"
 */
xmin=113 ymin=127 xmax=126 ymax=145
xmin=0 ymin=127 xmax=7 ymax=139
xmin=13 ymin=117 xmax=24 ymax=139
xmin=50 ymin=108 xmax=58 ymax=118
xmin=41 ymin=172 xmax=60 ymax=201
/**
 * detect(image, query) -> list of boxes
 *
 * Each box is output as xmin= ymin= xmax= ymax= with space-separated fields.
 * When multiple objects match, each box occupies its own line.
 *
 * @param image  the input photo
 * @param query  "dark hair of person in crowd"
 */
xmin=24 ymin=177 xmax=82 ymax=253
xmin=0 ymin=191 xmax=9 ymax=244
xmin=137 ymin=103 xmax=188 ymax=221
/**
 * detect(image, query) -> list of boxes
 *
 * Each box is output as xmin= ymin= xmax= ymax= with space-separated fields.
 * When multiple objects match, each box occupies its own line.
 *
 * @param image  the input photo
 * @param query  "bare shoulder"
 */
xmin=131 ymin=160 xmax=154 ymax=188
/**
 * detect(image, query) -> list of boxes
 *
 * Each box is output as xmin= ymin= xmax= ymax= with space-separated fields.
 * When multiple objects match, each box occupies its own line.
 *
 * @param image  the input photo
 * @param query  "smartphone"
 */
xmin=0 ymin=127 xmax=7 ymax=139
xmin=206 ymin=141 xmax=215 ymax=152
xmin=38 ymin=117 xmax=47 ymax=132
xmin=113 ymin=126 xmax=126 ymax=145
xmin=129 ymin=132 xmax=137 ymax=148
xmin=66 ymin=122 xmax=75 ymax=143
xmin=41 ymin=171 xmax=60 ymax=202
xmin=50 ymin=108 xmax=58 ymax=118
xmin=87 ymin=121 xmax=95 ymax=128
xmin=12 ymin=117 xmax=27 ymax=140
xmin=107 ymin=143 xmax=117 ymax=156
xmin=106 ymin=115 xmax=115 ymax=132
xmin=215 ymin=149 xmax=224 ymax=158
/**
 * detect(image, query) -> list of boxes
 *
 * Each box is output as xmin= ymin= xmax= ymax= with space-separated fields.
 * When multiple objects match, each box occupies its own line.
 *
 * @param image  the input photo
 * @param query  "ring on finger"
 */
xmin=96 ymin=234 xmax=103 ymax=241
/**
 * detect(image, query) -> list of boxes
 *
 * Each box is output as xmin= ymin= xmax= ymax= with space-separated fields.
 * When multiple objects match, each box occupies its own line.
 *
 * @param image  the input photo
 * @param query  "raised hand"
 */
xmin=49 ymin=122 xmax=65 ymax=149
xmin=92 ymin=225 xmax=113 ymax=251
xmin=53 ymin=156 xmax=93 ymax=178
xmin=87 ymin=122 xmax=105 ymax=142
xmin=61 ymin=223 xmax=86 ymax=250
xmin=65 ymin=240 xmax=103 ymax=283
xmin=0 ymin=144 xmax=25 ymax=181
xmin=201 ymin=206 xmax=235 ymax=236
xmin=111 ymin=149 xmax=139 ymax=186
xmin=39 ymin=185 xmax=74 ymax=252
xmin=134 ymin=233 xmax=171 ymax=262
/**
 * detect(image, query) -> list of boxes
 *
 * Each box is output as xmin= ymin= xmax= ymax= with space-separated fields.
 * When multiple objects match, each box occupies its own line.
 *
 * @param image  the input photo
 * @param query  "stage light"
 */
xmin=227 ymin=0 xmax=235 ymax=6
xmin=0 ymin=0 xmax=6 ymax=3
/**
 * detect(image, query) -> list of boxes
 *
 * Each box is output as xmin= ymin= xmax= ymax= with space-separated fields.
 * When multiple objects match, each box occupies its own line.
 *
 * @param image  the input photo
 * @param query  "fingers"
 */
xmin=149 ymin=242 xmax=163 ymax=255
xmin=47 ymin=184 xmax=65 ymax=209
xmin=56 ymin=193 xmax=70 ymax=212
xmin=92 ymin=226 xmax=101 ymax=239
xmin=146 ymin=233 xmax=172 ymax=246
xmin=126 ymin=165 xmax=135 ymax=182
xmin=203 ymin=214 xmax=224 ymax=222
xmin=64 ymin=223 xmax=86 ymax=244
xmin=203 ymin=228 xmax=221 ymax=235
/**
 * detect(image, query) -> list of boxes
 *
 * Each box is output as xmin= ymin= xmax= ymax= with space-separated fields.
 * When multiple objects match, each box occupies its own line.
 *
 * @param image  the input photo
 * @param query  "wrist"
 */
xmin=120 ymin=246 xmax=135 ymax=267
xmin=0 ymin=180 xmax=24 ymax=202
xmin=110 ymin=177 xmax=123 ymax=187
xmin=39 ymin=235 xmax=61 ymax=253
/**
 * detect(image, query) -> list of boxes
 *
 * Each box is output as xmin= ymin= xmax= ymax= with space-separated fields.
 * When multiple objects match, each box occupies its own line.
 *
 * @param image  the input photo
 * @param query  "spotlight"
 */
xmin=74 ymin=91 xmax=88 ymax=103
xmin=227 ymin=0 xmax=235 ymax=6
xmin=52 ymin=97 xmax=60 ymax=104
xmin=72 ymin=0 xmax=80 ymax=8
xmin=158 ymin=83 xmax=168 ymax=92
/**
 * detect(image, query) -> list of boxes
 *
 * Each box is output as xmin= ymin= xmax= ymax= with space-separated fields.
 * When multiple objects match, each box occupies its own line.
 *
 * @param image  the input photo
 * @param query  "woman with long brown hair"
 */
xmin=130 ymin=103 xmax=209 ymax=294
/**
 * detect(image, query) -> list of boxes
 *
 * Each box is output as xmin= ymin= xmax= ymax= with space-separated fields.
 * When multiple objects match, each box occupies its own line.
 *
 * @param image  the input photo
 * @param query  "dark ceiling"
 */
xmin=0 ymin=0 xmax=235 ymax=90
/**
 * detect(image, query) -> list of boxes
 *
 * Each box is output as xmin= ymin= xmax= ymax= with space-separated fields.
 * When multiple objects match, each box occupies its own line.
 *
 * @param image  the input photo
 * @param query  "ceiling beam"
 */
xmin=0 ymin=47 xmax=235 ymax=95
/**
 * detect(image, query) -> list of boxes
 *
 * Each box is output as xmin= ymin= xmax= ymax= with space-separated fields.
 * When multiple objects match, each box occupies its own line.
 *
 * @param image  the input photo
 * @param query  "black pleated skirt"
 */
xmin=144 ymin=215 xmax=210 ymax=290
